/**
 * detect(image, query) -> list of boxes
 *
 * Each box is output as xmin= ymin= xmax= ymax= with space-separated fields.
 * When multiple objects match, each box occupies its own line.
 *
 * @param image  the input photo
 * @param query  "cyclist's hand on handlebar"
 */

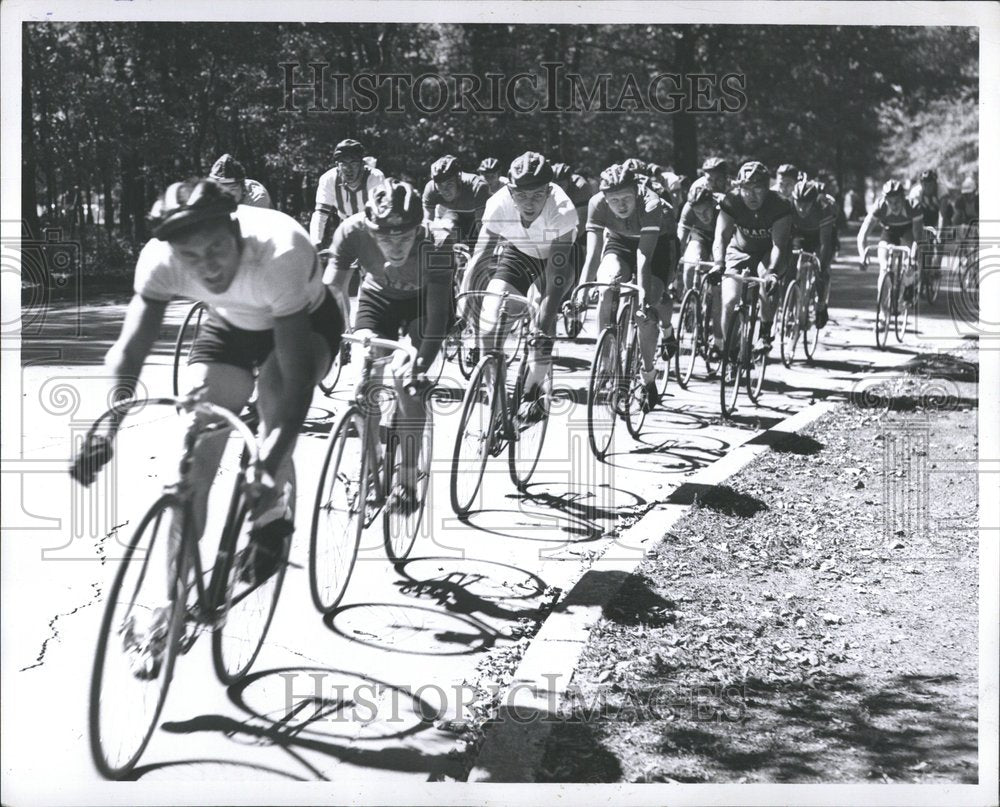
xmin=70 ymin=433 xmax=115 ymax=487
xmin=706 ymin=264 xmax=724 ymax=285
xmin=763 ymin=273 xmax=780 ymax=295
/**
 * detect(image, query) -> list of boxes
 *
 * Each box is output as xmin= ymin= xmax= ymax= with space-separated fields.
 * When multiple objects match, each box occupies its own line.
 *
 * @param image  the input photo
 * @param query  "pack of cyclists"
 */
xmin=70 ymin=140 xmax=976 ymax=686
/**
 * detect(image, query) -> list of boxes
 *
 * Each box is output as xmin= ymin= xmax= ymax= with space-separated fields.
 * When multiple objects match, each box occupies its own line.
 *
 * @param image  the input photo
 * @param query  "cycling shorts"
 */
xmin=188 ymin=289 xmax=343 ymax=372
xmin=493 ymin=244 xmax=548 ymax=296
xmin=354 ymin=286 xmax=426 ymax=341
xmin=881 ymin=225 xmax=911 ymax=247
xmin=603 ymin=232 xmax=675 ymax=284
xmin=795 ymin=230 xmax=821 ymax=254
xmin=725 ymin=246 xmax=772 ymax=277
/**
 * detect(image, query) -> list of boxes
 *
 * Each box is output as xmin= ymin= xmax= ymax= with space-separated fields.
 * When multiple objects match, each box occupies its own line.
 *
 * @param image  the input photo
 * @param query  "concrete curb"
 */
xmin=467 ymin=400 xmax=839 ymax=783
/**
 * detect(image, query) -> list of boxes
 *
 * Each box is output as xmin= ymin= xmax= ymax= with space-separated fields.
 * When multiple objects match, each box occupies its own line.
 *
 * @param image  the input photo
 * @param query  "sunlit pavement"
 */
xmin=2 ymin=246 xmax=981 ymax=789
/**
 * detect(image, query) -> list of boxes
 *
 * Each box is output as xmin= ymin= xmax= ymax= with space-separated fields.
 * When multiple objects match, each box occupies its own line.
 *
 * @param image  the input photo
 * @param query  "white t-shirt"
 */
xmin=135 ymin=206 xmax=325 ymax=331
xmin=481 ymin=183 xmax=579 ymax=259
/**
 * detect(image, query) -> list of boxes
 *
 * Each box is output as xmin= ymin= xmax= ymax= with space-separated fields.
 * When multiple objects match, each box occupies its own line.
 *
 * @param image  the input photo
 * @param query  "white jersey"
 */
xmin=482 ymin=183 xmax=578 ymax=259
xmin=135 ymin=206 xmax=325 ymax=331
xmin=315 ymin=165 xmax=386 ymax=220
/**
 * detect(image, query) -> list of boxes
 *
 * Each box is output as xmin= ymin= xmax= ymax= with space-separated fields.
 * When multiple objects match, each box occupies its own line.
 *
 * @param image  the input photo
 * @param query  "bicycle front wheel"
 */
xmin=719 ymin=309 xmax=745 ymax=418
xmin=211 ymin=463 xmax=295 ymax=685
xmin=508 ymin=358 xmax=553 ymax=489
xmin=450 ymin=354 xmax=500 ymax=516
xmin=318 ymin=347 xmax=344 ymax=396
xmin=803 ymin=278 xmax=821 ymax=361
xmin=779 ymin=280 xmax=800 ymax=368
xmin=895 ymin=280 xmax=911 ymax=342
xmin=587 ymin=328 xmax=619 ymax=459
xmin=747 ymin=313 xmax=768 ymax=404
xmin=383 ymin=415 xmax=434 ymax=561
xmin=623 ymin=333 xmax=648 ymax=439
xmin=90 ymin=494 xmax=187 ymax=780
xmin=675 ymin=289 xmax=699 ymax=389
xmin=309 ymin=407 xmax=368 ymax=614
xmin=172 ymin=302 xmax=206 ymax=397
xmin=875 ymin=273 xmax=893 ymax=350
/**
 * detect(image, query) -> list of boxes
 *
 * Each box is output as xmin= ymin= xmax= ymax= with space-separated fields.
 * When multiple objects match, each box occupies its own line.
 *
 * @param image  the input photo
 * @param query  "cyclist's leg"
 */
xmin=899 ymin=231 xmax=917 ymax=298
xmin=720 ymin=248 xmax=753 ymax=348
xmin=756 ymin=259 xmax=780 ymax=346
xmin=595 ymin=252 xmax=631 ymax=332
xmin=479 ymin=246 xmax=536 ymax=355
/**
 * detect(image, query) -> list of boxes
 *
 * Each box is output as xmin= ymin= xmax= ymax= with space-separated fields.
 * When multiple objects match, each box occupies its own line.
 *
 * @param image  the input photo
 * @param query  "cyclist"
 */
xmin=677 ymin=183 xmax=723 ymax=331
xmin=908 ymin=169 xmax=945 ymax=287
xmin=422 ymin=154 xmax=489 ymax=247
xmin=208 ymin=154 xmax=272 ymax=208
xmin=712 ymin=161 xmax=793 ymax=356
xmin=310 ymin=138 xmax=387 ymax=249
xmin=857 ymin=179 xmax=923 ymax=302
xmin=690 ymin=156 xmax=730 ymax=196
xmin=552 ymin=162 xmax=592 ymax=298
xmin=952 ymin=176 xmax=978 ymax=236
xmin=774 ymin=164 xmax=798 ymax=201
xmin=461 ymin=151 xmax=578 ymax=419
xmin=72 ymin=179 xmax=343 ymax=677
xmin=478 ymin=157 xmax=507 ymax=195
xmin=578 ymin=163 xmax=677 ymax=408
xmin=325 ymin=179 xmax=453 ymax=514
xmin=789 ymin=180 xmax=836 ymax=327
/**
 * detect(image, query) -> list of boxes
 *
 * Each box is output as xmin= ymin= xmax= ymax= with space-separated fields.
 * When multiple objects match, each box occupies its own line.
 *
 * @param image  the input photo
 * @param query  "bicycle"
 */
xmin=77 ymin=389 xmax=290 ymax=779
xmin=778 ymin=249 xmax=823 ymax=367
xmin=450 ymin=290 xmax=552 ymax=516
xmin=719 ymin=271 xmax=773 ymax=418
xmin=919 ymin=226 xmax=943 ymax=305
xmin=956 ymin=221 xmax=979 ymax=294
xmin=566 ymin=280 xmax=644 ymax=458
xmin=675 ymin=260 xmax=719 ymax=388
xmin=172 ymin=301 xmax=206 ymax=396
xmin=863 ymin=244 xmax=913 ymax=349
xmin=309 ymin=334 xmax=432 ymax=613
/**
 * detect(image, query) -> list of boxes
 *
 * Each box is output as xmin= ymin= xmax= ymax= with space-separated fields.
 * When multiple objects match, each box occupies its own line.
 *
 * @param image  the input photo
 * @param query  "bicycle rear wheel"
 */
xmin=895 ymin=277 xmax=911 ymax=342
xmin=318 ymin=346 xmax=344 ymax=396
xmin=719 ymin=310 xmax=745 ymax=418
xmin=383 ymin=416 xmax=433 ymax=561
xmin=875 ymin=273 xmax=893 ymax=350
xmin=623 ymin=332 xmax=648 ymax=439
xmin=779 ymin=280 xmax=800 ymax=368
xmin=450 ymin=354 xmax=500 ymax=516
xmin=90 ymin=494 xmax=186 ymax=780
xmin=456 ymin=320 xmax=480 ymax=380
xmin=587 ymin=328 xmax=619 ymax=459
xmin=172 ymin=302 xmax=206 ymax=396
xmin=701 ymin=294 xmax=719 ymax=378
xmin=675 ymin=289 xmax=699 ymax=389
xmin=508 ymin=357 xmax=553 ymax=489
xmin=211 ymin=463 xmax=294 ymax=685
xmin=309 ymin=407 xmax=368 ymax=614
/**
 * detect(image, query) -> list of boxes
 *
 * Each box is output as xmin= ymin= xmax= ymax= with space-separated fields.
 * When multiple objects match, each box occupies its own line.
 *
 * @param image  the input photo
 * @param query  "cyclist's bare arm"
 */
xmin=105 ymin=294 xmax=168 ymax=399
xmin=461 ymin=228 xmax=500 ymax=297
xmin=856 ymin=210 xmax=877 ymax=257
xmin=580 ymin=229 xmax=604 ymax=285
xmin=416 ymin=272 xmax=452 ymax=371
xmin=309 ymin=203 xmax=335 ymax=245
xmin=259 ymin=308 xmax=318 ymax=477
xmin=713 ymin=209 xmax=736 ymax=267
xmin=326 ymin=267 xmax=355 ymax=325
xmin=540 ymin=234 xmax=576 ymax=334
xmin=768 ymin=215 xmax=792 ymax=275
xmin=634 ymin=229 xmax=660 ymax=304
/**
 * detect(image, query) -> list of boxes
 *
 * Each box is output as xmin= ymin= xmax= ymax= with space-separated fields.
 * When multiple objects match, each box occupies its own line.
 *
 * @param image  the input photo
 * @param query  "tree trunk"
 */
xmin=22 ymin=29 xmax=41 ymax=237
xmin=672 ymin=28 xmax=699 ymax=176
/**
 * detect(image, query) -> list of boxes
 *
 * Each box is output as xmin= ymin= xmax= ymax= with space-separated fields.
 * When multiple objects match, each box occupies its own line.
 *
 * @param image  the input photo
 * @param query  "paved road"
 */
xmin=1 ymin=243 xmax=981 ymax=795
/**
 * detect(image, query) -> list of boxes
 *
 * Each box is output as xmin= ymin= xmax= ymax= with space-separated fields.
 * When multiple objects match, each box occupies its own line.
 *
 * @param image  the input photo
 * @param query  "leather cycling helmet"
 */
xmin=478 ymin=157 xmax=500 ymax=173
xmin=687 ymin=183 xmax=716 ymax=206
xmin=333 ymin=138 xmax=365 ymax=161
xmin=599 ymin=164 xmax=638 ymax=193
xmin=148 ymin=179 xmax=237 ymax=241
xmin=736 ymin=161 xmax=771 ymax=186
xmin=508 ymin=152 xmax=553 ymax=190
xmin=431 ymin=154 xmax=461 ymax=181
xmin=792 ymin=179 xmax=820 ymax=203
xmin=776 ymin=163 xmax=798 ymax=177
xmin=882 ymin=179 xmax=905 ymax=198
xmin=208 ymin=154 xmax=246 ymax=183
xmin=551 ymin=162 xmax=572 ymax=182
xmin=365 ymin=179 xmax=423 ymax=234
xmin=701 ymin=156 xmax=728 ymax=174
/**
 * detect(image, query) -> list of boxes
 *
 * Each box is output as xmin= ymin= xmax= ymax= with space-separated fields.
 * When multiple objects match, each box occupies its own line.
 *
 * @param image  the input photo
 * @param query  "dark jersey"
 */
xmin=325 ymin=213 xmax=454 ymax=300
xmin=872 ymin=197 xmax=921 ymax=236
xmin=720 ymin=189 xmax=793 ymax=253
xmin=422 ymin=172 xmax=490 ymax=218
xmin=678 ymin=197 xmax=721 ymax=242
xmin=907 ymin=183 xmax=940 ymax=228
xmin=792 ymin=196 xmax=837 ymax=234
xmin=586 ymin=185 xmax=674 ymax=240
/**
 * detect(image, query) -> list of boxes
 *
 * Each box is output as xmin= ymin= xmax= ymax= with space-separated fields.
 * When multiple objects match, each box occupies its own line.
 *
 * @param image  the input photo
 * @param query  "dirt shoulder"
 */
xmin=537 ymin=383 xmax=979 ymax=783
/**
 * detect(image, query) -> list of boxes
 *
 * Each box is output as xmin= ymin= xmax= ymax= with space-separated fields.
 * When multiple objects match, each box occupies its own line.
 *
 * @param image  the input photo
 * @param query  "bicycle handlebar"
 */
xmin=455 ymin=289 xmax=533 ymax=322
xmin=342 ymin=333 xmax=419 ymax=374
xmin=568 ymin=281 xmax=642 ymax=308
xmin=678 ymin=259 xmax=716 ymax=269
xmin=720 ymin=272 xmax=772 ymax=285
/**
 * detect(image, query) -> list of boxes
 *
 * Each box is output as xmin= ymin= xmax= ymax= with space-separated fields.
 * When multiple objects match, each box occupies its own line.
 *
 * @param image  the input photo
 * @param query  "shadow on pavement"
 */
xmin=666 ymin=483 xmax=768 ymax=517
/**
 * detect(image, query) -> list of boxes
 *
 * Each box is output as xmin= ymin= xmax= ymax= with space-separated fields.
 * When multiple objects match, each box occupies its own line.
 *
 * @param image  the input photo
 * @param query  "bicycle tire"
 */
xmin=89 ymin=494 xmax=187 ymax=780
xmin=923 ymin=266 xmax=941 ymax=305
xmin=172 ymin=302 xmax=206 ymax=397
xmin=701 ymin=293 xmax=718 ymax=378
xmin=383 ymin=415 xmax=433 ymax=562
xmin=562 ymin=307 xmax=582 ymax=339
xmin=587 ymin=328 xmax=619 ymax=459
xmin=318 ymin=347 xmax=344 ymax=396
xmin=803 ymin=277 xmax=821 ymax=361
xmin=895 ymin=270 xmax=911 ymax=343
xmin=875 ymin=273 xmax=893 ymax=350
xmin=211 ymin=463 xmax=294 ymax=685
xmin=309 ymin=407 xmax=368 ymax=614
xmin=719 ymin=309 xmax=745 ymax=418
xmin=450 ymin=354 xmax=500 ymax=516
xmin=675 ymin=289 xmax=699 ymax=389
xmin=623 ymin=332 xmax=648 ymax=439
xmin=508 ymin=357 xmax=552 ymax=489
xmin=747 ymin=309 xmax=767 ymax=404
xmin=779 ymin=280 xmax=800 ymax=369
